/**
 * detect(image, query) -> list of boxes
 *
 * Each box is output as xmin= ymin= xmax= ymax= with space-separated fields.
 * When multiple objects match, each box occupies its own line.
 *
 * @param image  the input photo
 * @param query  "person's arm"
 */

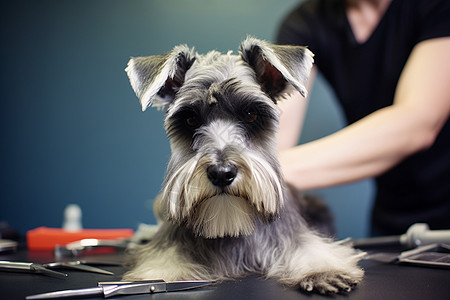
xmin=279 ymin=37 xmax=450 ymax=190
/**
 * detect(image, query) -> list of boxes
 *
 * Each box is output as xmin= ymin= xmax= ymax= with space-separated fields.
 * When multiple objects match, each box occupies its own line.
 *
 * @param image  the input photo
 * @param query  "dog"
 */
xmin=123 ymin=36 xmax=364 ymax=294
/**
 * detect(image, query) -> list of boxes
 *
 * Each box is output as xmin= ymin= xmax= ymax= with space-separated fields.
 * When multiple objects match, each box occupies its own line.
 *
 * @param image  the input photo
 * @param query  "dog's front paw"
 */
xmin=299 ymin=269 xmax=363 ymax=294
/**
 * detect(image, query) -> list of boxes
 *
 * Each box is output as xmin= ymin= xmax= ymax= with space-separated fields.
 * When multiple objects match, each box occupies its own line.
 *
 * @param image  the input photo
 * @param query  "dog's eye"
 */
xmin=185 ymin=115 xmax=201 ymax=128
xmin=243 ymin=111 xmax=258 ymax=124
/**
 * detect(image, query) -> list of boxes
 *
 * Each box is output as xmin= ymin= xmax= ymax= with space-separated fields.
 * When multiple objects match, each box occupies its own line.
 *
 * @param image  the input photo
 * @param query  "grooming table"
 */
xmin=1 ymin=246 xmax=448 ymax=300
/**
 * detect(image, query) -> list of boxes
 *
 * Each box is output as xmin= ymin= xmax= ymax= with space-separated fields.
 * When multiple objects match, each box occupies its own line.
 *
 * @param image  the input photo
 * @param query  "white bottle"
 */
xmin=62 ymin=204 xmax=83 ymax=232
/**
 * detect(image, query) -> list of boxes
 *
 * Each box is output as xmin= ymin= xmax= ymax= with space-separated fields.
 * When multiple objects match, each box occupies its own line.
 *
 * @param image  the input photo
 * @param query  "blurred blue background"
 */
xmin=0 ymin=0 xmax=374 ymax=239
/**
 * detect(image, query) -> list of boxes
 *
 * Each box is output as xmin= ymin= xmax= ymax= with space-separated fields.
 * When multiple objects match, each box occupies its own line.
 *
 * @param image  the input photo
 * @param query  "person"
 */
xmin=276 ymin=0 xmax=450 ymax=236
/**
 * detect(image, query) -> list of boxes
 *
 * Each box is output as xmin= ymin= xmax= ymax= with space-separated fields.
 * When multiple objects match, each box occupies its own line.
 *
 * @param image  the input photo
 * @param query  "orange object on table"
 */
xmin=26 ymin=226 xmax=134 ymax=250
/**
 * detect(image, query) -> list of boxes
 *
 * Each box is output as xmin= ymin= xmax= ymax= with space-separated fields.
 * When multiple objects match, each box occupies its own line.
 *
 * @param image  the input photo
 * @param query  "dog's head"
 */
xmin=126 ymin=37 xmax=313 ymax=238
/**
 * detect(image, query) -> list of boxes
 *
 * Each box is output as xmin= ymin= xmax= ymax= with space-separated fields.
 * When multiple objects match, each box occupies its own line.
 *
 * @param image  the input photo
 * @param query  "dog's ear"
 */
xmin=239 ymin=36 xmax=314 ymax=100
xmin=125 ymin=45 xmax=196 ymax=111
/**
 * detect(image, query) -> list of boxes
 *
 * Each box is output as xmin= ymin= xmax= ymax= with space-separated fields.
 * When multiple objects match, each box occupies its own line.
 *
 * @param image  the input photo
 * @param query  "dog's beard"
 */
xmin=161 ymin=146 xmax=284 ymax=238
xmin=190 ymin=194 xmax=256 ymax=238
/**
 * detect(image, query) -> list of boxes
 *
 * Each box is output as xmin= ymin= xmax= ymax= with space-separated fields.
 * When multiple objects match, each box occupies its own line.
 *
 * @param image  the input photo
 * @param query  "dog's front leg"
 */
xmin=123 ymin=224 xmax=212 ymax=281
xmin=267 ymin=232 xmax=365 ymax=294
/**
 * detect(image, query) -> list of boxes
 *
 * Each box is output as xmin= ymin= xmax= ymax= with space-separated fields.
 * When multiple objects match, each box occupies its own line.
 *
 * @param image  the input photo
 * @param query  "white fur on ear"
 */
xmin=239 ymin=36 xmax=314 ymax=99
xmin=125 ymin=45 xmax=196 ymax=111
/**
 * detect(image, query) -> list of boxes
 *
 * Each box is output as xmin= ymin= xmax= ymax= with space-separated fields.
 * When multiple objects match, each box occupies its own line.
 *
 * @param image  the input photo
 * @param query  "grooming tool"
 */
xmin=351 ymin=223 xmax=450 ymax=249
xmin=364 ymin=243 xmax=450 ymax=269
xmin=0 ymin=261 xmax=67 ymax=278
xmin=26 ymin=280 xmax=214 ymax=299
xmin=43 ymin=260 xmax=116 ymax=275
xmin=54 ymin=238 xmax=129 ymax=258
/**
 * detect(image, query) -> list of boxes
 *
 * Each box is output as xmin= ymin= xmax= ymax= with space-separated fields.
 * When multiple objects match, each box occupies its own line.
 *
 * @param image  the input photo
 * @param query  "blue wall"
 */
xmin=0 ymin=0 xmax=373 ymax=239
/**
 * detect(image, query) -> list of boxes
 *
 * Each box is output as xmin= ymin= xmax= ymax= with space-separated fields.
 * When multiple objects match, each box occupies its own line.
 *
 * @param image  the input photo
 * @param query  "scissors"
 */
xmin=43 ymin=260 xmax=118 ymax=275
xmin=0 ymin=261 xmax=68 ymax=278
xmin=54 ymin=238 xmax=129 ymax=258
xmin=0 ymin=260 xmax=118 ymax=277
xmin=26 ymin=279 xmax=214 ymax=299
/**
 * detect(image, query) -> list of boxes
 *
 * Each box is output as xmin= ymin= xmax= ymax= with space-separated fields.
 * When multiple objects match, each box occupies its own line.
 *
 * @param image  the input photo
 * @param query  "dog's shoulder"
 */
xmin=285 ymin=184 xmax=335 ymax=237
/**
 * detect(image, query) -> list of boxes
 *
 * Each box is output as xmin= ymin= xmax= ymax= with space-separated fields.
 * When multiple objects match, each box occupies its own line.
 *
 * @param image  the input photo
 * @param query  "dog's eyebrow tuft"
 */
xmin=208 ymin=82 xmax=221 ymax=105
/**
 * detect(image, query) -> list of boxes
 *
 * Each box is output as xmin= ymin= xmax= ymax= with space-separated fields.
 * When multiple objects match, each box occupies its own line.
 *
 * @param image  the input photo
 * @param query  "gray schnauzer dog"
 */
xmin=124 ymin=37 xmax=364 ymax=294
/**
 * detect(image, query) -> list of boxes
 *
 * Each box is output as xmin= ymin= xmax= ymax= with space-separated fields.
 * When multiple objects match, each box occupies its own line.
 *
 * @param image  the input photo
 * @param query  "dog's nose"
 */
xmin=207 ymin=164 xmax=238 ymax=187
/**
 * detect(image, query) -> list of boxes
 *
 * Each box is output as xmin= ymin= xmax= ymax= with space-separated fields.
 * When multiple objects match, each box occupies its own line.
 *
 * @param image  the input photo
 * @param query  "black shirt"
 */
xmin=277 ymin=0 xmax=450 ymax=235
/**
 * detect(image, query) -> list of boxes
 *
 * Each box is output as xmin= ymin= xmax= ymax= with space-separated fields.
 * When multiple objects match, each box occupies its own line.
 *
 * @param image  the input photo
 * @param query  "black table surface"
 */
xmin=1 ymin=247 xmax=449 ymax=300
